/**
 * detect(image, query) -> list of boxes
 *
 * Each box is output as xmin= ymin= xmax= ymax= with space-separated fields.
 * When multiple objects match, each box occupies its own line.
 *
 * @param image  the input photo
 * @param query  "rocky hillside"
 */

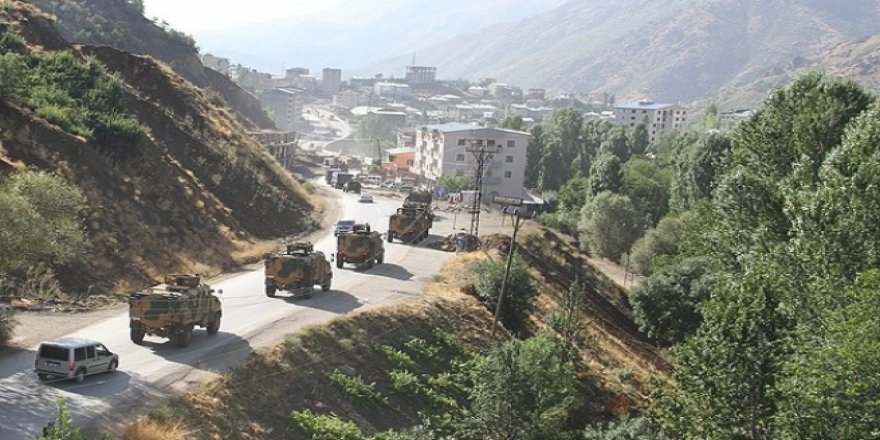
xmin=28 ymin=0 xmax=276 ymax=130
xmin=0 ymin=2 xmax=316 ymax=295
xmin=368 ymin=0 xmax=880 ymax=103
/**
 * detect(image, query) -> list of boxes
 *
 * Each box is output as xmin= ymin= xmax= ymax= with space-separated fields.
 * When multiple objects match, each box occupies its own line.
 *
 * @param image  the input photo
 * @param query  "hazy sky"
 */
xmin=143 ymin=0 xmax=342 ymax=33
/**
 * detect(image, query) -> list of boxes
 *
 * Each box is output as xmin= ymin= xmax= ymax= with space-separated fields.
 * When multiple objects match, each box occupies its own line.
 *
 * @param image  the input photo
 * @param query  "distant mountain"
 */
xmin=194 ymin=0 xmax=566 ymax=74
xmin=363 ymin=0 xmax=880 ymax=103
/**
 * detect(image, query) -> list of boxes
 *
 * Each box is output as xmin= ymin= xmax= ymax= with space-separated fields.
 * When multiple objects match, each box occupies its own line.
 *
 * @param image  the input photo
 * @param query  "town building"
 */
xmin=351 ymin=106 xmax=407 ymax=129
xmin=200 ymin=54 xmax=230 ymax=75
xmin=719 ymin=109 xmax=753 ymax=131
xmin=396 ymin=127 xmax=416 ymax=148
xmin=349 ymin=77 xmax=376 ymax=91
xmin=613 ymin=100 xmax=688 ymax=142
xmin=321 ymin=68 xmax=342 ymax=96
xmin=405 ymin=66 xmax=437 ymax=85
xmin=260 ymin=88 xmax=302 ymax=132
xmin=236 ymin=68 xmax=273 ymax=92
xmin=414 ymin=123 xmax=530 ymax=199
xmin=285 ymin=67 xmax=309 ymax=78
xmin=333 ymin=90 xmax=369 ymax=109
xmin=249 ymin=130 xmax=297 ymax=170
xmin=374 ymin=82 xmax=412 ymax=100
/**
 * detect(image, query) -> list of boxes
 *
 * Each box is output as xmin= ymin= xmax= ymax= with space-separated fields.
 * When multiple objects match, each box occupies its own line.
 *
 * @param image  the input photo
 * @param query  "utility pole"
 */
xmin=491 ymin=196 xmax=528 ymax=340
xmin=466 ymin=136 xmax=500 ymax=237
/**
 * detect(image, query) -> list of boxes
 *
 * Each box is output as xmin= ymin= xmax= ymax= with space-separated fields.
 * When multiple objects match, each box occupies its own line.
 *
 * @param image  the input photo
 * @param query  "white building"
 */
xmin=374 ymin=82 xmax=412 ymax=100
xmin=415 ymin=123 xmax=530 ymax=200
xmin=200 ymin=54 xmax=230 ymax=75
xmin=614 ymin=100 xmax=688 ymax=142
xmin=260 ymin=88 xmax=302 ymax=131
xmin=321 ymin=68 xmax=342 ymax=96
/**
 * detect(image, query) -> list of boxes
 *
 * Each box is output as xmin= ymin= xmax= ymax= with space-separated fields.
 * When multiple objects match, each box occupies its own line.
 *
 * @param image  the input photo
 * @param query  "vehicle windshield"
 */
xmin=336 ymin=220 xmax=355 ymax=227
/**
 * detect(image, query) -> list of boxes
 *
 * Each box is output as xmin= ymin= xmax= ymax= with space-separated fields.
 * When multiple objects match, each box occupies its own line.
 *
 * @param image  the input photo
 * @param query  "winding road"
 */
xmin=0 ymin=184 xmax=456 ymax=439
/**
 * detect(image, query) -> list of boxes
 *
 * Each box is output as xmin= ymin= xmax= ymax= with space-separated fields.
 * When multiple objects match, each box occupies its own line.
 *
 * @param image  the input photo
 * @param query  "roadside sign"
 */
xmin=493 ymin=195 xmax=523 ymax=206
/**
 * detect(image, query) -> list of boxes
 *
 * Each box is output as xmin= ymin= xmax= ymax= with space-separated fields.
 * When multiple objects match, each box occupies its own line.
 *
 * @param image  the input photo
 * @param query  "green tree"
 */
xmin=599 ymin=125 xmax=631 ymax=162
xmin=500 ymin=114 xmax=525 ymax=131
xmin=38 ymin=399 xmax=88 ymax=440
xmin=629 ymin=123 xmax=650 ymax=157
xmin=588 ymin=151 xmax=622 ymax=195
xmin=0 ymin=171 xmax=88 ymax=275
xmin=775 ymin=270 xmax=880 ymax=439
xmin=462 ymin=333 xmax=576 ymax=440
xmin=437 ymin=175 xmax=471 ymax=193
xmin=669 ymin=132 xmax=731 ymax=211
xmin=471 ymin=255 xmax=537 ymax=334
xmin=557 ymin=176 xmax=590 ymax=212
xmin=622 ymin=157 xmax=671 ymax=225
xmin=539 ymin=142 xmax=567 ymax=191
xmin=628 ymin=257 xmax=712 ymax=347
xmin=628 ymin=213 xmax=690 ymax=276
xmin=583 ymin=416 xmax=668 ymax=440
xmin=525 ymin=125 xmax=545 ymax=189
xmin=703 ymin=102 xmax=719 ymax=130
xmin=578 ymin=191 xmax=643 ymax=261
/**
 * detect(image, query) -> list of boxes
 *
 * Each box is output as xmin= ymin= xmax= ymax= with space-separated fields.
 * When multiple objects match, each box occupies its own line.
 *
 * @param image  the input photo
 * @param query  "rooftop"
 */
xmin=421 ymin=122 xmax=530 ymax=136
xmin=615 ymin=100 xmax=679 ymax=110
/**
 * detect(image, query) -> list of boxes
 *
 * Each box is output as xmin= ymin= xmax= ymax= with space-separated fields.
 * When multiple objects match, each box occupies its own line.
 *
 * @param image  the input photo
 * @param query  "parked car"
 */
xmin=359 ymin=193 xmax=374 ymax=203
xmin=334 ymin=219 xmax=356 ymax=236
xmin=34 ymin=337 xmax=119 ymax=383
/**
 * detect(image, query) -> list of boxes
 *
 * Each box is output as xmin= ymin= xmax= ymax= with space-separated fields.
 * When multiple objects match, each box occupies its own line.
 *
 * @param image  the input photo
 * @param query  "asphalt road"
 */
xmin=0 ymin=185 xmax=454 ymax=439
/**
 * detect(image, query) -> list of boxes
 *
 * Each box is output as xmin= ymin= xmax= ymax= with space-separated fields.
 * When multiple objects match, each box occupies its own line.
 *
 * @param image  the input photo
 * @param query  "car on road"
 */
xmin=359 ymin=193 xmax=374 ymax=203
xmin=34 ymin=337 xmax=119 ymax=383
xmin=334 ymin=219 xmax=356 ymax=236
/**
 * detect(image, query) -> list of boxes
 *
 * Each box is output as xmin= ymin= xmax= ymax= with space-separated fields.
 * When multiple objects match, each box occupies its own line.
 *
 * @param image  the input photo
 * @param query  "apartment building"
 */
xmin=321 ymin=68 xmax=342 ymax=96
xmin=614 ymin=100 xmax=688 ymax=142
xmin=200 ymin=53 xmax=230 ymax=75
xmin=260 ymin=88 xmax=301 ymax=131
xmin=415 ymin=123 xmax=530 ymax=199
xmin=405 ymin=66 xmax=437 ymax=85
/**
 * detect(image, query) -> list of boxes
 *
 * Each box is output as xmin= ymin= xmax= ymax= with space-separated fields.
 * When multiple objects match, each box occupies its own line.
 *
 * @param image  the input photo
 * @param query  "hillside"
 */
xmin=194 ymin=0 xmax=566 ymax=73
xmin=0 ymin=2 xmax=316 ymax=295
xmin=138 ymin=225 xmax=666 ymax=439
xmin=365 ymin=0 xmax=880 ymax=103
xmin=28 ymin=0 xmax=276 ymax=130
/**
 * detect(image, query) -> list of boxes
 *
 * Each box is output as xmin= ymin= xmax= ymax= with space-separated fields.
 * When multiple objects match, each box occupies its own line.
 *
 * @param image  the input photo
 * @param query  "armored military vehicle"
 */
xmin=403 ymin=189 xmax=433 ymax=209
xmin=129 ymin=274 xmax=222 ymax=347
xmin=387 ymin=206 xmax=433 ymax=243
xmin=336 ymin=223 xmax=385 ymax=269
xmin=264 ymin=242 xmax=332 ymax=298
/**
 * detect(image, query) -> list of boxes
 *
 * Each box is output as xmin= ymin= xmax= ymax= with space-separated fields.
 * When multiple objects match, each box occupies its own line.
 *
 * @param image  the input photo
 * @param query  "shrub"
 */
xmin=123 ymin=419 xmax=186 ymax=440
xmin=302 ymin=182 xmax=316 ymax=194
xmin=0 ymin=30 xmax=25 ymax=53
xmin=582 ymin=416 xmax=668 ymax=439
xmin=327 ymin=369 xmax=388 ymax=406
xmin=379 ymin=345 xmax=418 ymax=371
xmin=290 ymin=410 xmax=365 ymax=440
xmin=470 ymin=254 xmax=537 ymax=334
xmin=38 ymin=399 xmax=87 ymax=440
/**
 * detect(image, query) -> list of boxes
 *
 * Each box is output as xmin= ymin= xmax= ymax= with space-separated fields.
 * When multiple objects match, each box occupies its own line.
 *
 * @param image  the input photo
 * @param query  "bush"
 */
xmin=470 ymin=255 xmax=537 ymax=334
xmin=628 ymin=257 xmax=713 ymax=347
xmin=290 ymin=410 xmax=365 ymax=440
xmin=578 ymin=191 xmax=644 ymax=261
xmin=327 ymin=369 xmax=388 ymax=406
xmin=38 ymin=399 xmax=88 ymax=440
xmin=582 ymin=416 xmax=668 ymax=440
xmin=628 ymin=214 xmax=689 ymax=275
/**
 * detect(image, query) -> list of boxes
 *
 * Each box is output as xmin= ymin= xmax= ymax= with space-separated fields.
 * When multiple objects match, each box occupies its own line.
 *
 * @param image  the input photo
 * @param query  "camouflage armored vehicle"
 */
xmin=129 ymin=274 xmax=222 ymax=347
xmin=336 ymin=223 xmax=385 ymax=268
xmin=387 ymin=206 xmax=433 ymax=243
xmin=403 ymin=189 xmax=433 ymax=209
xmin=264 ymin=242 xmax=332 ymax=298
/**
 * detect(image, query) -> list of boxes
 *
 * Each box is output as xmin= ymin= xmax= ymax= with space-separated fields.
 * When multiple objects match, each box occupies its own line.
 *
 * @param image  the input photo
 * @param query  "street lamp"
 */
xmin=491 ymin=195 xmax=532 ymax=339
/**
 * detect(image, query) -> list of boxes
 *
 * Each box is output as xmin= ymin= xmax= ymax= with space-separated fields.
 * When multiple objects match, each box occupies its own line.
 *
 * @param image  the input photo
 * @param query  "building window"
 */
xmin=455 ymin=169 xmax=464 ymax=176
xmin=507 ymin=140 xmax=515 ymax=148
xmin=406 ymin=160 xmax=414 ymax=166
xmin=457 ymin=138 xmax=466 ymax=146
xmin=504 ymin=171 xmax=512 ymax=178
xmin=505 ymin=155 xmax=514 ymax=163
xmin=476 ymin=140 xmax=484 ymax=146
xmin=487 ymin=139 xmax=496 ymax=146
xmin=456 ymin=153 xmax=465 ymax=162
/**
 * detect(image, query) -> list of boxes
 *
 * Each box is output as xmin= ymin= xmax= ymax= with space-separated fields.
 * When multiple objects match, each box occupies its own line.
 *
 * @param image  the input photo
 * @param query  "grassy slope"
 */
xmin=146 ymin=224 xmax=666 ymax=439
xmin=0 ymin=2 xmax=317 ymax=294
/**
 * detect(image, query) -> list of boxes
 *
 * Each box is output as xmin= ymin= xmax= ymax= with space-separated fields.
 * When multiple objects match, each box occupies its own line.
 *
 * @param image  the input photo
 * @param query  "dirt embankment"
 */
xmin=141 ymin=224 xmax=666 ymax=439
xmin=0 ymin=4 xmax=318 ymax=295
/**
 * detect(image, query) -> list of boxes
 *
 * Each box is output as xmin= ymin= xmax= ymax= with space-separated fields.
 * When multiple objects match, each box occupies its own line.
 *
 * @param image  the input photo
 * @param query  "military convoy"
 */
xmin=336 ymin=223 xmax=385 ymax=268
xmin=387 ymin=189 xmax=433 ymax=243
xmin=263 ymin=242 xmax=332 ymax=298
xmin=129 ymin=274 xmax=222 ymax=347
xmin=387 ymin=206 xmax=433 ymax=243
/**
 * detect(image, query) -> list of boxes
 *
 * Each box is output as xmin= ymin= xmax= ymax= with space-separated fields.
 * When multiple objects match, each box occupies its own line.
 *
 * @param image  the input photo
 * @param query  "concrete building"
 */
xmin=396 ymin=127 xmax=416 ymax=148
xmin=414 ymin=123 xmax=530 ymax=199
xmin=333 ymin=90 xmax=369 ymax=109
xmin=405 ymin=66 xmax=437 ymax=85
xmin=350 ymin=77 xmax=376 ymax=91
xmin=260 ymin=88 xmax=302 ymax=132
xmin=614 ymin=100 xmax=688 ymax=142
xmin=526 ymin=88 xmax=546 ymax=100
xmin=249 ymin=130 xmax=297 ymax=170
xmin=285 ymin=67 xmax=309 ymax=78
xmin=719 ymin=109 xmax=753 ymax=131
xmin=237 ymin=68 xmax=273 ymax=92
xmin=321 ymin=68 xmax=342 ymax=96
xmin=201 ymin=54 xmax=230 ymax=75
xmin=374 ymin=82 xmax=412 ymax=100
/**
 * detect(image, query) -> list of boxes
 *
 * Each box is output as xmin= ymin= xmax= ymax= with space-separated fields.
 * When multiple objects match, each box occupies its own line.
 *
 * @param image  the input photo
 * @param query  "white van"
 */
xmin=34 ymin=337 xmax=119 ymax=383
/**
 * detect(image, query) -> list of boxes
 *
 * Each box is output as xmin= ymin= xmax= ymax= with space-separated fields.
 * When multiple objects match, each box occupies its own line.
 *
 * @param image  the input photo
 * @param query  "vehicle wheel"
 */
xmin=322 ymin=281 xmax=331 ymax=292
xmin=336 ymin=257 xmax=344 ymax=269
xmin=74 ymin=368 xmax=86 ymax=384
xmin=387 ymin=231 xmax=393 ymax=243
xmin=107 ymin=360 xmax=118 ymax=373
xmin=175 ymin=326 xmax=193 ymax=348
xmin=377 ymin=252 xmax=384 ymax=264
xmin=207 ymin=312 xmax=221 ymax=335
xmin=366 ymin=258 xmax=374 ymax=269
xmin=265 ymin=285 xmax=277 ymax=298
xmin=38 ymin=373 xmax=49 ymax=381
xmin=130 ymin=323 xmax=146 ymax=345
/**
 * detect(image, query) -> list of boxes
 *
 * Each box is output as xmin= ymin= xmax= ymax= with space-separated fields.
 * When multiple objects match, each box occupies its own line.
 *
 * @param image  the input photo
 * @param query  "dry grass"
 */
xmin=123 ymin=419 xmax=188 ymax=440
